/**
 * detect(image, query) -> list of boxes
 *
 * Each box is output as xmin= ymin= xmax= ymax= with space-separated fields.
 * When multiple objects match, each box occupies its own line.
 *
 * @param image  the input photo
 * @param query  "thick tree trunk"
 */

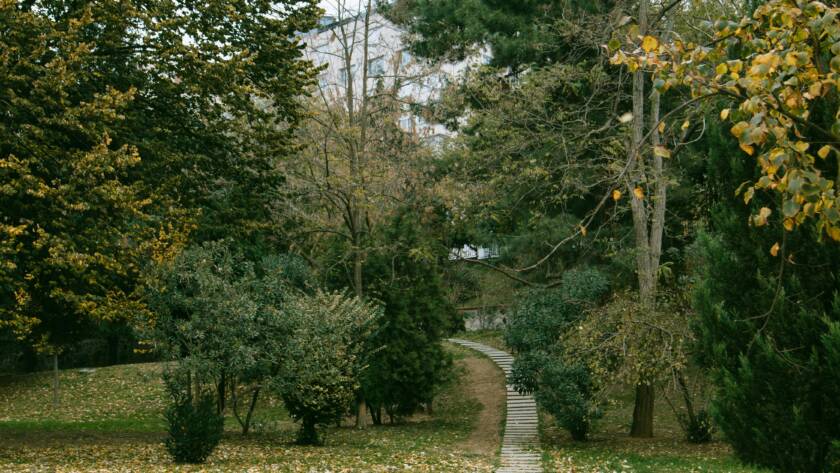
xmin=355 ymin=398 xmax=368 ymax=429
xmin=630 ymin=383 xmax=655 ymax=438
xmin=298 ymin=416 xmax=320 ymax=445
xmin=370 ymin=404 xmax=382 ymax=425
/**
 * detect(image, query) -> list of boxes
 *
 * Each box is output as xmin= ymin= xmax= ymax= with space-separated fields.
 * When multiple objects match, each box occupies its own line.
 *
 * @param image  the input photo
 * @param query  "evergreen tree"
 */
xmin=692 ymin=121 xmax=840 ymax=472
xmin=362 ymin=207 xmax=459 ymax=423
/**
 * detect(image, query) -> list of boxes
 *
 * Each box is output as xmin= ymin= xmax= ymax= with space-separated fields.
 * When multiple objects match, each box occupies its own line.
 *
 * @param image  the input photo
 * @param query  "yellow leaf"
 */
xmin=740 ymin=143 xmax=754 ymax=155
xmin=633 ymin=187 xmax=645 ymax=200
xmin=783 ymin=218 xmax=794 ymax=231
xmin=681 ymin=120 xmax=690 ymax=130
xmin=715 ymin=63 xmax=728 ymax=75
xmin=770 ymin=242 xmax=780 ymax=257
xmin=642 ymin=35 xmax=659 ymax=53
xmin=580 ymin=225 xmax=588 ymax=237
xmin=793 ymin=141 xmax=809 ymax=153
xmin=743 ymin=186 xmax=755 ymax=204
xmin=720 ymin=108 xmax=730 ymax=120
xmin=612 ymin=189 xmax=622 ymax=201
xmin=731 ymin=121 xmax=749 ymax=138
xmin=818 ymin=145 xmax=831 ymax=159
xmin=829 ymin=226 xmax=840 ymax=242
xmin=658 ymin=121 xmax=665 ymax=133
xmin=809 ymin=82 xmax=822 ymax=98
xmin=755 ymin=207 xmax=772 ymax=226
xmin=653 ymin=146 xmax=671 ymax=158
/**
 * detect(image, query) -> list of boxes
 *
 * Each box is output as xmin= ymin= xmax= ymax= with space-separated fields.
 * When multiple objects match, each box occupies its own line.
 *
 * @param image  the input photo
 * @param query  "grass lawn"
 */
xmin=0 ymin=344 xmax=499 ymax=472
xmin=454 ymin=330 xmax=767 ymax=473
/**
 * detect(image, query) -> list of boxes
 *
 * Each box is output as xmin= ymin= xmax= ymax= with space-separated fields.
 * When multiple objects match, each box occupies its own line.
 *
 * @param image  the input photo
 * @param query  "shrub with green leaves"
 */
xmin=270 ymin=290 xmax=381 ymax=445
xmin=164 ymin=394 xmax=224 ymax=464
xmin=535 ymin=360 xmax=600 ymax=441
xmin=505 ymin=268 xmax=609 ymax=441
xmin=144 ymin=240 xmax=298 ymax=434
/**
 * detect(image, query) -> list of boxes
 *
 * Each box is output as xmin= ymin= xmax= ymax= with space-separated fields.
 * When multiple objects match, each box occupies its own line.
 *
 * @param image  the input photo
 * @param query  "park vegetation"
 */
xmin=2 ymin=0 xmax=840 ymax=471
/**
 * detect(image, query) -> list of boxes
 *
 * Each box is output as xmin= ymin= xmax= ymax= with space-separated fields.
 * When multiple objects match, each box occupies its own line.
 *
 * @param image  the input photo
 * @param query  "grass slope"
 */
xmin=0 ymin=345 xmax=495 ymax=472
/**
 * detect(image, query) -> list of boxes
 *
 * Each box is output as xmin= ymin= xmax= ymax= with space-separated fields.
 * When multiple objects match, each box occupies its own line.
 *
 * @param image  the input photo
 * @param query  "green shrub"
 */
xmin=362 ymin=209 xmax=457 ymax=424
xmin=504 ymin=289 xmax=579 ymax=354
xmin=558 ymin=267 xmax=610 ymax=304
xmin=534 ymin=360 xmax=599 ymax=441
xmin=684 ymin=408 xmax=714 ymax=444
xmin=506 ymin=268 xmax=608 ymax=441
xmin=271 ymin=290 xmax=381 ymax=445
xmin=164 ymin=395 xmax=224 ymax=464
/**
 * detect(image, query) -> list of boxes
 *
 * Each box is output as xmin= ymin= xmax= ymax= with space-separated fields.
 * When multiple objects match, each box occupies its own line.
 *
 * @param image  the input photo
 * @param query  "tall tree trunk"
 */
xmin=352 ymin=0 xmax=373 ymax=431
xmin=626 ymin=0 xmax=661 ymax=438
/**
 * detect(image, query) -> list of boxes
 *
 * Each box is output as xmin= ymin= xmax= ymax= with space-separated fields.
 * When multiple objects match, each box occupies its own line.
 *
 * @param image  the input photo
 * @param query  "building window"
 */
xmin=368 ymin=56 xmax=385 ymax=77
xmin=399 ymin=116 xmax=413 ymax=131
xmin=399 ymin=50 xmax=412 ymax=68
xmin=339 ymin=64 xmax=357 ymax=86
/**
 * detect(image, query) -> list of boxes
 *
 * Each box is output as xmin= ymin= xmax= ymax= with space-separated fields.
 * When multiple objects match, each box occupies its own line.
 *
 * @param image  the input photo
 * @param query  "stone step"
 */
xmin=448 ymin=338 xmax=543 ymax=473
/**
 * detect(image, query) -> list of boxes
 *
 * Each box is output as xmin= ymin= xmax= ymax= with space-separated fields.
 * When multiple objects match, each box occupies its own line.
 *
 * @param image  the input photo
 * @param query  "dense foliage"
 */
xmin=692 ymin=121 xmax=840 ymax=472
xmin=362 ymin=209 xmax=458 ymax=423
xmin=1 ymin=0 xmax=319 ymax=355
xmin=144 ymin=241 xmax=295 ymax=433
xmin=271 ymin=290 xmax=381 ymax=445
xmin=164 ymin=394 xmax=225 ymax=464
xmin=505 ymin=268 xmax=610 ymax=441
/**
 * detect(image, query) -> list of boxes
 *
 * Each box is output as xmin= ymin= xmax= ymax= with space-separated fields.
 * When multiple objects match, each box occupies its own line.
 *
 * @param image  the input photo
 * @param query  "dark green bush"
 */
xmin=504 ymin=289 xmax=579 ymax=354
xmin=362 ymin=209 xmax=457 ymax=424
xmin=164 ymin=394 xmax=224 ymax=464
xmin=534 ymin=360 xmax=599 ymax=441
xmin=558 ymin=267 xmax=610 ymax=305
xmin=506 ymin=268 xmax=608 ymax=441
xmin=684 ymin=408 xmax=714 ymax=444
xmin=690 ymin=120 xmax=840 ymax=471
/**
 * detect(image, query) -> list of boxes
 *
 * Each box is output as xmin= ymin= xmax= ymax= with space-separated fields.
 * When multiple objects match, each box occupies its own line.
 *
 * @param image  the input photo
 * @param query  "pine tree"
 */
xmin=692 ymin=121 xmax=840 ymax=472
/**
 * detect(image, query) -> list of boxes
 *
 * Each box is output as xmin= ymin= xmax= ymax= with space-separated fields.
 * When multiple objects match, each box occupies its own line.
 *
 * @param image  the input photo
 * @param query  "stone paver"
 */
xmin=449 ymin=338 xmax=542 ymax=473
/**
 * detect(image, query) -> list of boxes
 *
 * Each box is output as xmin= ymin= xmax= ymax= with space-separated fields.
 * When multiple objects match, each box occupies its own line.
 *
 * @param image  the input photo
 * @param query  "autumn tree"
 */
xmin=1 ymin=0 xmax=319 ymax=360
xmin=280 ymin=0 xmax=448 ymax=426
xmin=0 ymin=1 xmax=156 ymax=369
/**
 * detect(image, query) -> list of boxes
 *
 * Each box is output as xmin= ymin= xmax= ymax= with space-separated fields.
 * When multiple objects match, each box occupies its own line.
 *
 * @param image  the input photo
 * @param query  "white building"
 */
xmin=299 ymin=8 xmax=487 ymax=144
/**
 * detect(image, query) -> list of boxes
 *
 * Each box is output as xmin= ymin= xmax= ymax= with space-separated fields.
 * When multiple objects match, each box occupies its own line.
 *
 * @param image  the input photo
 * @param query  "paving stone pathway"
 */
xmin=449 ymin=338 xmax=542 ymax=473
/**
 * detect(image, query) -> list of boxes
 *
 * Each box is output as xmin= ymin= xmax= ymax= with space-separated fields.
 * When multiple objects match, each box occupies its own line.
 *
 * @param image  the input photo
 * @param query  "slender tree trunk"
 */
xmin=626 ymin=0 xmax=660 ymax=438
xmin=232 ymin=383 xmax=261 ymax=435
xmin=353 ymin=0 xmax=373 ymax=431
xmin=217 ymin=371 xmax=226 ymax=414
xmin=52 ymin=353 xmax=59 ymax=408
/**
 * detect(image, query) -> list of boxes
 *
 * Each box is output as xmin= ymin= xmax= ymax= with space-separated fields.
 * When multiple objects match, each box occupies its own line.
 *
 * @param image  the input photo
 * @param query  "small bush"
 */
xmin=164 ymin=395 xmax=224 ymax=464
xmin=534 ymin=360 xmax=600 ymax=441
xmin=558 ymin=267 xmax=610 ymax=304
xmin=685 ymin=408 xmax=714 ymax=443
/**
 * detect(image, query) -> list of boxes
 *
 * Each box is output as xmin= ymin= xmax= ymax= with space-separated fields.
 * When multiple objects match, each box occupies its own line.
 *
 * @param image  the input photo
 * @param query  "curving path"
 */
xmin=449 ymin=338 xmax=542 ymax=473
